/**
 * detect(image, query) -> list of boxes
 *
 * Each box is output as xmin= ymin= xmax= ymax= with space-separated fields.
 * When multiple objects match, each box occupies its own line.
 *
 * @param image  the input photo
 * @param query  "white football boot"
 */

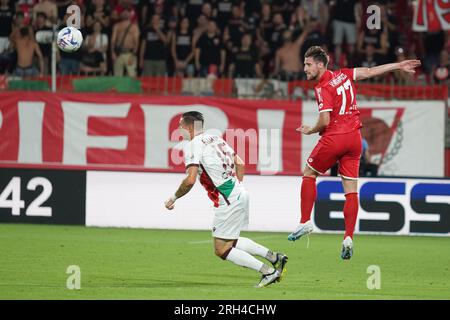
xmin=255 ymin=269 xmax=281 ymax=288
xmin=287 ymin=220 xmax=313 ymax=241
xmin=341 ymin=236 xmax=353 ymax=260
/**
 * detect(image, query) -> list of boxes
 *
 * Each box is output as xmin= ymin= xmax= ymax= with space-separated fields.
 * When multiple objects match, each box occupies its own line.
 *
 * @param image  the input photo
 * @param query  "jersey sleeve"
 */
xmin=341 ymin=68 xmax=356 ymax=82
xmin=184 ymin=139 xmax=202 ymax=169
xmin=315 ymin=86 xmax=334 ymax=113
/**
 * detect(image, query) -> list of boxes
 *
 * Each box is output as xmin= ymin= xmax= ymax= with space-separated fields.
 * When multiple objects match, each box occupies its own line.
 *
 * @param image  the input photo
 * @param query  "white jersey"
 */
xmin=183 ymin=133 xmax=240 ymax=207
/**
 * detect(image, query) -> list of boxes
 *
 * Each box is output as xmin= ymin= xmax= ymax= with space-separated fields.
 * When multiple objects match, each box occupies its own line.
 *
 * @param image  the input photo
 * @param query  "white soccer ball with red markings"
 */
xmin=57 ymin=26 xmax=83 ymax=52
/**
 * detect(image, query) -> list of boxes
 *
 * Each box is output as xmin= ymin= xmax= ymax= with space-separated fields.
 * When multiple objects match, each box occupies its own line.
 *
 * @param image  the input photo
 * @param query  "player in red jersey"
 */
xmin=288 ymin=46 xmax=421 ymax=259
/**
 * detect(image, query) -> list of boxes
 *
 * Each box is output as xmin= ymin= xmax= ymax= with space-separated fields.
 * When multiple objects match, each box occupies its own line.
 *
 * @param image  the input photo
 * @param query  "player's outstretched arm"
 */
xmin=354 ymin=60 xmax=421 ymax=81
xmin=164 ymin=165 xmax=198 ymax=210
xmin=234 ymin=154 xmax=245 ymax=182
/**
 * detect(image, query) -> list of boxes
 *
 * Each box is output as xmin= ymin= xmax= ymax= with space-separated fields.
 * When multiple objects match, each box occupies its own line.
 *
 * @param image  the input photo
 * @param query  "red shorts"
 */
xmin=307 ymin=130 xmax=362 ymax=179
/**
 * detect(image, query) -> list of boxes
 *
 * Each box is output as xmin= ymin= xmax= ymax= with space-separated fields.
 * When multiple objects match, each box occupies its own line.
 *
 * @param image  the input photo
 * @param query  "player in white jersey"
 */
xmin=164 ymin=111 xmax=288 ymax=287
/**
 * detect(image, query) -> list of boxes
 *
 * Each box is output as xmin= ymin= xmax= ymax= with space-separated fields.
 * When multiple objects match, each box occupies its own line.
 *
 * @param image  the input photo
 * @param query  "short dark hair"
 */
xmin=182 ymin=111 xmax=204 ymax=127
xmin=305 ymin=46 xmax=329 ymax=67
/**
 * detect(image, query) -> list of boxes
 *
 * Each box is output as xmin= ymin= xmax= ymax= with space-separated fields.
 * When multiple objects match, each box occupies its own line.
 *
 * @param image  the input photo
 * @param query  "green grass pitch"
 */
xmin=0 ymin=223 xmax=449 ymax=300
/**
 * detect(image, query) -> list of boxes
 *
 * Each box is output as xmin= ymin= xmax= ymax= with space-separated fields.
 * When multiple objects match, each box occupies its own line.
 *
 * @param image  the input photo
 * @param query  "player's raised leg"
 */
xmin=341 ymin=177 xmax=358 ymax=260
xmin=214 ymin=238 xmax=280 ymax=287
xmin=288 ymin=165 xmax=318 ymax=241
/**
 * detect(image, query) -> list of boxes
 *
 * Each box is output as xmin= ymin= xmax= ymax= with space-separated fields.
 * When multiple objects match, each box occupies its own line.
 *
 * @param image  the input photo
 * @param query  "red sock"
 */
xmin=343 ymin=193 xmax=359 ymax=239
xmin=300 ymin=176 xmax=317 ymax=223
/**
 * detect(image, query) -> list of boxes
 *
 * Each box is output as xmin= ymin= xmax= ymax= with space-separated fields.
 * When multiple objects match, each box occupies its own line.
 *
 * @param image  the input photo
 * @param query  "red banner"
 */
xmin=0 ymin=91 xmax=302 ymax=175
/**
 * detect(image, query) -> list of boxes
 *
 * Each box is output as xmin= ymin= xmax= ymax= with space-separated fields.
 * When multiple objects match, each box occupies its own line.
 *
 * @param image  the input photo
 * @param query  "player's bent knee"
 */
xmin=341 ymin=177 xmax=358 ymax=194
xmin=303 ymin=166 xmax=319 ymax=178
xmin=214 ymin=241 xmax=236 ymax=260
xmin=214 ymin=247 xmax=223 ymax=257
xmin=215 ymin=247 xmax=233 ymax=260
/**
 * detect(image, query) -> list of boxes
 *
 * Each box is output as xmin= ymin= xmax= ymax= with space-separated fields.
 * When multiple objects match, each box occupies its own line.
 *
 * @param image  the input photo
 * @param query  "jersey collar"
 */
xmin=318 ymin=70 xmax=333 ymax=85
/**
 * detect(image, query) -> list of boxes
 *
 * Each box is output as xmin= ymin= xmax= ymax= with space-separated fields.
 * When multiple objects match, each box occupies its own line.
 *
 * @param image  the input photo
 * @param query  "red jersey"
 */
xmin=314 ymin=68 xmax=362 ymax=136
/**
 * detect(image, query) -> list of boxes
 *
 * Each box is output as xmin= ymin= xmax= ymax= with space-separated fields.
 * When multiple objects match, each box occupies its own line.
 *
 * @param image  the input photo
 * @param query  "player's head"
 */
xmin=304 ymin=46 xmax=329 ymax=81
xmin=179 ymin=111 xmax=204 ymax=140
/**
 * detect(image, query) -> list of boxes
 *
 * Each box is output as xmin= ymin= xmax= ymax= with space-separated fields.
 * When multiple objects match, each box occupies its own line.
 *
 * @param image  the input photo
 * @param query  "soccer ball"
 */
xmin=57 ymin=26 xmax=83 ymax=52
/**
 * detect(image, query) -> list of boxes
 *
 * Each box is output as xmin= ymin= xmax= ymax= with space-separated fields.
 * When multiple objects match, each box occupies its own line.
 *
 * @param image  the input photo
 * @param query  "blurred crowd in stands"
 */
xmin=0 ymin=0 xmax=448 ymax=85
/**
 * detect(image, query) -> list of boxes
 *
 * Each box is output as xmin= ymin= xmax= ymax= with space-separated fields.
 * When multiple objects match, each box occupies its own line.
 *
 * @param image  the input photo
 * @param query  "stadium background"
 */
xmin=0 ymin=0 xmax=449 ymax=300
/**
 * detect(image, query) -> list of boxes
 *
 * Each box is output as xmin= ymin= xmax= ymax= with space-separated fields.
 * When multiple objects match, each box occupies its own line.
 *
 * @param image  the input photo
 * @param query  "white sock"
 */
xmin=225 ymin=248 xmax=265 ymax=273
xmin=235 ymin=237 xmax=277 ymax=263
